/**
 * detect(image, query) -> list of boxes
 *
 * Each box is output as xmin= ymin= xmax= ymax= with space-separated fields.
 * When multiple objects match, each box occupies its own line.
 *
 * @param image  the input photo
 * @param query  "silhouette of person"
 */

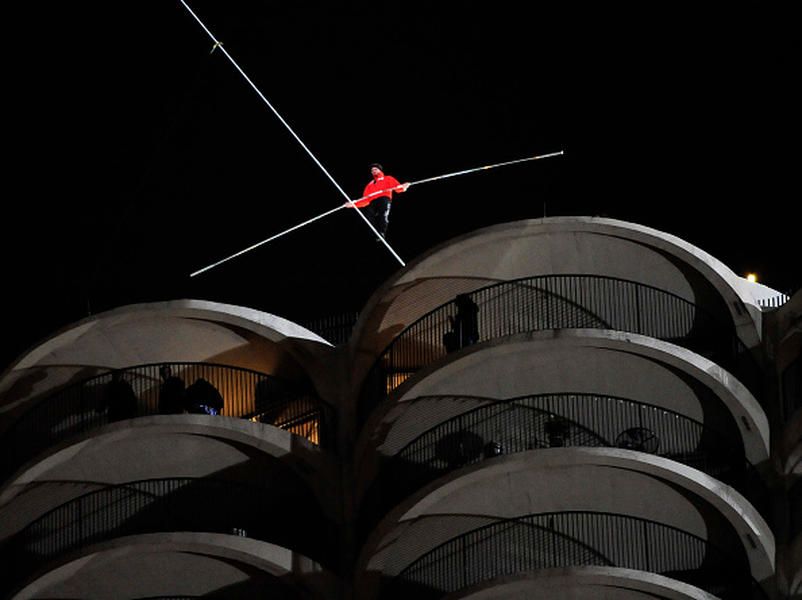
xmin=184 ymin=377 xmax=224 ymax=416
xmin=483 ymin=440 xmax=504 ymax=458
xmin=435 ymin=430 xmax=484 ymax=469
xmin=254 ymin=376 xmax=295 ymax=422
xmin=101 ymin=369 xmax=138 ymax=422
xmin=347 ymin=163 xmax=410 ymax=238
xmin=158 ymin=365 xmax=186 ymax=415
xmin=444 ymin=294 xmax=480 ymax=353
xmin=545 ymin=416 xmax=571 ymax=447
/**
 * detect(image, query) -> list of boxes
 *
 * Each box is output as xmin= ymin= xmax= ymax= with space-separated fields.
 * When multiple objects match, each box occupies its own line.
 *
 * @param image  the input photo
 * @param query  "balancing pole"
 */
xmin=190 ymin=204 xmax=346 ymax=278
xmin=408 ymin=150 xmax=563 ymax=187
xmin=190 ymin=150 xmax=564 ymax=277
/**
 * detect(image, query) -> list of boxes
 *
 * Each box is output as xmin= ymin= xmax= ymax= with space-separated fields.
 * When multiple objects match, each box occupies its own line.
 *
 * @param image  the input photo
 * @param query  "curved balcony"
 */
xmin=0 ymin=477 xmax=337 ymax=596
xmin=8 ymin=533 xmax=338 ymax=600
xmin=359 ymin=393 xmax=769 ymax=539
xmin=0 ymin=362 xmax=333 ymax=483
xmin=386 ymin=511 xmax=766 ymax=600
xmin=358 ymin=275 xmax=762 ymax=424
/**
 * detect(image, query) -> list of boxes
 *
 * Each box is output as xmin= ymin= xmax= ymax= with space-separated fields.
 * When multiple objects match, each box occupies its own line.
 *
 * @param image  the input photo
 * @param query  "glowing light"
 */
xmin=746 ymin=273 xmax=758 ymax=283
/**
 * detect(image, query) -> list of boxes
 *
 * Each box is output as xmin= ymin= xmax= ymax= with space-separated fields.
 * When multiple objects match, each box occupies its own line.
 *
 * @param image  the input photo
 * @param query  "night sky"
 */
xmin=3 ymin=2 xmax=799 ymax=369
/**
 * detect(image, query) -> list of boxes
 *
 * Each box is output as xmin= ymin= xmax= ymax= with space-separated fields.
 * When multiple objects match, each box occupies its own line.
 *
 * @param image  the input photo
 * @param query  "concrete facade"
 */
xmin=0 ymin=217 xmax=797 ymax=599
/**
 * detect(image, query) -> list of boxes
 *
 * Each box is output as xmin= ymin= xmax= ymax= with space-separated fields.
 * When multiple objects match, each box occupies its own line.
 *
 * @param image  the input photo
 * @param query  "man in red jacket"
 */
xmin=350 ymin=163 xmax=410 ymax=238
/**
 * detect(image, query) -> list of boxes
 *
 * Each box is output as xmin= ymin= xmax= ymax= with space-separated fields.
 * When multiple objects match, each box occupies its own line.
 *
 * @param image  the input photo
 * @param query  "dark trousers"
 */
xmin=360 ymin=197 xmax=391 ymax=237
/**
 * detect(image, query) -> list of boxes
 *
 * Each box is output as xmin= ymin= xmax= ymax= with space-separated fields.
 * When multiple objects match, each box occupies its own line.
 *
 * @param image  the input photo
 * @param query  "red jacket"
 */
xmin=356 ymin=172 xmax=403 ymax=207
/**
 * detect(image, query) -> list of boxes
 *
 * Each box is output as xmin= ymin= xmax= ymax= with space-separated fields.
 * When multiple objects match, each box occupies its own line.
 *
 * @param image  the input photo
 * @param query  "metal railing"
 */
xmin=757 ymin=294 xmax=790 ymax=309
xmin=301 ymin=311 xmax=360 ymax=346
xmin=358 ymin=275 xmax=762 ymax=424
xmin=399 ymin=392 xmax=755 ymax=479
xmin=390 ymin=511 xmax=766 ymax=599
xmin=0 ymin=477 xmax=336 ymax=596
xmin=358 ymin=393 xmax=769 ymax=540
xmin=0 ymin=362 xmax=333 ymax=482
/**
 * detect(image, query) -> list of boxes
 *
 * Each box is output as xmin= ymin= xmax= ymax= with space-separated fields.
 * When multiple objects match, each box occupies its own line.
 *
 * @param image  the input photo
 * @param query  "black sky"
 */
xmin=3 ymin=2 xmax=799 ymax=369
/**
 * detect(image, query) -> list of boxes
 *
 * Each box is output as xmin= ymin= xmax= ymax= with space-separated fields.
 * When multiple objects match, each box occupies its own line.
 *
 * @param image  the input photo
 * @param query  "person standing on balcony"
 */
xmin=347 ymin=163 xmax=410 ymax=239
xmin=444 ymin=294 xmax=480 ymax=353
xmin=184 ymin=377 xmax=224 ymax=416
xmin=100 ymin=370 xmax=138 ymax=422
xmin=158 ymin=365 xmax=186 ymax=415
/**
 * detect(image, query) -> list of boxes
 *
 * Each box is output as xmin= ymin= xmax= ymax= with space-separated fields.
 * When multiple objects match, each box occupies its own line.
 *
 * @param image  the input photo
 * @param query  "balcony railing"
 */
xmin=757 ymin=293 xmax=790 ymax=309
xmin=0 ymin=362 xmax=333 ymax=483
xmin=301 ymin=311 xmax=360 ymax=346
xmin=358 ymin=275 xmax=762 ymax=424
xmin=358 ymin=393 xmax=769 ymax=541
xmin=0 ymin=477 xmax=336 ymax=596
xmin=389 ymin=511 xmax=766 ymax=599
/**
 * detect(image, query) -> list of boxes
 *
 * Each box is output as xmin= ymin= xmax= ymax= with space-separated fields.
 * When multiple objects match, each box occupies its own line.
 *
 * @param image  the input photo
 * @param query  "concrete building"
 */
xmin=0 ymin=217 xmax=798 ymax=599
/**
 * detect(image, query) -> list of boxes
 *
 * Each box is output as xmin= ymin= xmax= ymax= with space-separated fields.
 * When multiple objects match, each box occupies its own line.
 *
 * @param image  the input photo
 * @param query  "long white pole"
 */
xmin=409 ymin=150 xmax=564 ymax=186
xmin=190 ymin=204 xmax=345 ymax=278
xmin=189 ymin=150 xmax=564 ymax=277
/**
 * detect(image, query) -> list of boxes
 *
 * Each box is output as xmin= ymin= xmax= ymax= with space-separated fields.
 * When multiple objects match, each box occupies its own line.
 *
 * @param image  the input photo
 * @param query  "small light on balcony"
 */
xmin=746 ymin=273 xmax=758 ymax=283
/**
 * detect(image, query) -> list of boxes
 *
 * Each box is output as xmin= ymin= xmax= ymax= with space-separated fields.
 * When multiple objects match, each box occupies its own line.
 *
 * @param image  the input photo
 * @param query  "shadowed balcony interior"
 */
xmin=358 ymin=275 xmax=762 ymax=424
xmin=0 ymin=362 xmax=333 ymax=482
xmin=0 ymin=476 xmax=337 ymax=595
xmin=385 ymin=512 xmax=764 ymax=600
xmin=356 ymin=392 xmax=769 ymax=542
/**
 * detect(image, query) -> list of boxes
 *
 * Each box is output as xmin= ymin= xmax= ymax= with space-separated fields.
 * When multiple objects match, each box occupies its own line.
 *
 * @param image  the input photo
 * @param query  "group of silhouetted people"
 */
xmin=98 ymin=366 xmax=224 ymax=423
xmin=158 ymin=365 xmax=224 ymax=416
